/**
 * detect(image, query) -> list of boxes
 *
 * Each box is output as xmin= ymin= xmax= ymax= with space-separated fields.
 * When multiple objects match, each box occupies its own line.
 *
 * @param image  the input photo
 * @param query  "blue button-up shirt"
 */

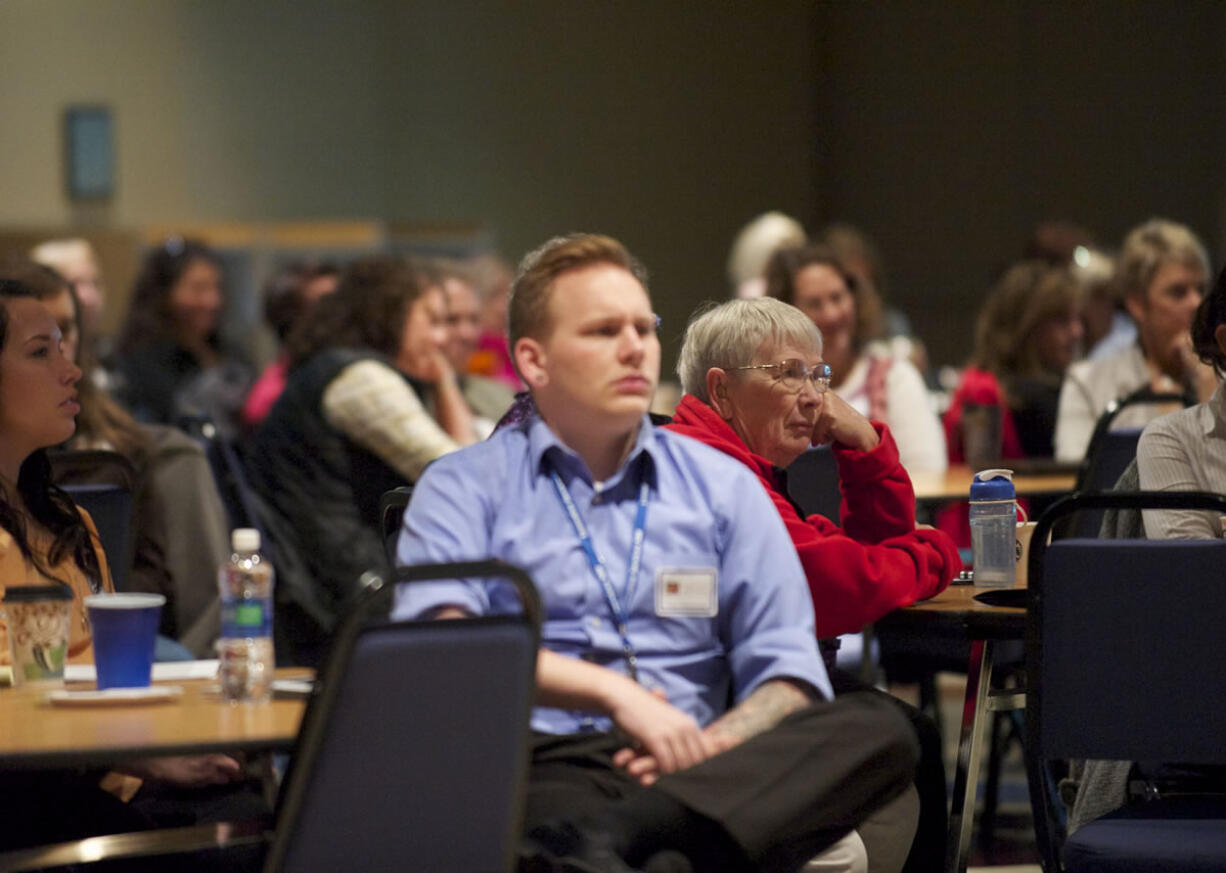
xmin=392 ymin=415 xmax=830 ymax=733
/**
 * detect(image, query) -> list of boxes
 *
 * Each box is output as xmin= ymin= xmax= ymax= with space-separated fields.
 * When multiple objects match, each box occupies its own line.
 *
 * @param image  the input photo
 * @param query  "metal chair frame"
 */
xmin=378 ymin=485 xmax=414 ymax=561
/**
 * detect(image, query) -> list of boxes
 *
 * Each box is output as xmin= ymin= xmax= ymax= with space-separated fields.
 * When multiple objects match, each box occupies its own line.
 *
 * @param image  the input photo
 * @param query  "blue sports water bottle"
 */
xmin=969 ymin=469 xmax=1017 ymax=588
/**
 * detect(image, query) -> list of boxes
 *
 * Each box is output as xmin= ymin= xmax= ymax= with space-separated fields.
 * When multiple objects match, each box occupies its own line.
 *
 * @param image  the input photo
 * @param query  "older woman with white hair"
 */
xmin=665 ymin=296 xmax=960 ymax=873
xmin=666 ymin=298 xmax=959 ymax=638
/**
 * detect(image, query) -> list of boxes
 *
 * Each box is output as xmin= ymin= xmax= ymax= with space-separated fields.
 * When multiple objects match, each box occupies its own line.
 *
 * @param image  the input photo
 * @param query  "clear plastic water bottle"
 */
xmin=218 ymin=528 xmax=274 ymax=703
xmin=969 ymin=469 xmax=1017 ymax=588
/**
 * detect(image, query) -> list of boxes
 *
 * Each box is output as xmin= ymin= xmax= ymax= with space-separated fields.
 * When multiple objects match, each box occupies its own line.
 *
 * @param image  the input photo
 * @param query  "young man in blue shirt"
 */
xmin=393 ymin=234 xmax=916 ymax=873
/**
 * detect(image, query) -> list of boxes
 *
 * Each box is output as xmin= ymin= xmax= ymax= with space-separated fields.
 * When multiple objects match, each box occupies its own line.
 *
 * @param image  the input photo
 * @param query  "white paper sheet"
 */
xmin=65 ymin=660 xmax=220 ymax=683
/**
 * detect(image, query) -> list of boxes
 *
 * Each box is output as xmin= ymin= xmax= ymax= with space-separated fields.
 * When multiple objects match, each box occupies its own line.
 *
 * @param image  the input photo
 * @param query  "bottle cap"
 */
xmin=970 ymin=468 xmax=1015 ymax=500
xmin=231 ymin=528 xmax=260 ymax=553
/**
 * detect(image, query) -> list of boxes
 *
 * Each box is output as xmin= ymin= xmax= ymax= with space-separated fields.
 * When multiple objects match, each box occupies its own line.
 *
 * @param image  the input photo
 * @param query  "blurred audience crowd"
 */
xmin=0 ymin=207 xmax=1219 ymax=869
xmin=3 ymin=211 xmax=1216 ymax=649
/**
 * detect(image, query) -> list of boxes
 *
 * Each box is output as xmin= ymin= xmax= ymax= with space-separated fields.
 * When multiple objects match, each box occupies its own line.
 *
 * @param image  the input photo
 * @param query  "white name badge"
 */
xmin=654 ymin=568 xmax=718 ymax=617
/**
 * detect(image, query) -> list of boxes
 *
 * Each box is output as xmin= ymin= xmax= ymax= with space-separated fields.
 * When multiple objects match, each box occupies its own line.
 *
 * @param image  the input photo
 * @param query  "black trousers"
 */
xmin=526 ymin=691 xmax=918 ymax=873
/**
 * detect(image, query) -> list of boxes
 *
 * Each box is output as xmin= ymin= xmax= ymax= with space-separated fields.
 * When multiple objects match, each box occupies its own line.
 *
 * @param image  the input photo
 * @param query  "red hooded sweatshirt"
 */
xmin=666 ymin=394 xmax=961 ymax=638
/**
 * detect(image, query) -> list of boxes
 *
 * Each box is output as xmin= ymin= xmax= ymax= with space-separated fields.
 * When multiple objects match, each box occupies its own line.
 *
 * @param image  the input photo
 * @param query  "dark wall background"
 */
xmin=2 ymin=1 xmax=1224 ymax=370
xmin=379 ymin=0 xmax=821 ymax=368
xmin=814 ymin=1 xmax=1226 ymax=365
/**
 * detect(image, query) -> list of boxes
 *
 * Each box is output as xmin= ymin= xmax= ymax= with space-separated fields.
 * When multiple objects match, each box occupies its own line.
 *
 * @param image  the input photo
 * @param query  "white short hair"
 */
xmin=727 ymin=212 xmax=807 ymax=289
xmin=1117 ymin=218 xmax=1209 ymax=301
xmin=677 ymin=297 xmax=822 ymax=403
xmin=29 ymin=238 xmax=96 ymax=274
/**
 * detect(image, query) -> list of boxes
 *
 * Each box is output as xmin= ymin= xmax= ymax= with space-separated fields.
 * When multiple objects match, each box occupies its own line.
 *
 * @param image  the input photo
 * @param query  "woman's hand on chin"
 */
xmin=812 ymin=391 xmax=879 ymax=452
xmin=415 ymin=349 xmax=457 ymax=386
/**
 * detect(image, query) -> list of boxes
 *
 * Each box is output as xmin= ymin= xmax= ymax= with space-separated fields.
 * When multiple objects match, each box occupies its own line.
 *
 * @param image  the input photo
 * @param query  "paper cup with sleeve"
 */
xmin=84 ymin=593 xmax=165 ymax=689
xmin=4 ymin=585 xmax=74 ymax=686
xmin=1015 ymin=521 xmax=1038 ymax=587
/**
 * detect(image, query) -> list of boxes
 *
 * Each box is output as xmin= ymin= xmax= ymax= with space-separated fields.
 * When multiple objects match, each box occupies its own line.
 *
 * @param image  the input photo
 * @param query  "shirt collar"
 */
xmin=1206 ymin=382 xmax=1226 ymax=437
xmin=527 ymin=413 xmax=658 ymax=490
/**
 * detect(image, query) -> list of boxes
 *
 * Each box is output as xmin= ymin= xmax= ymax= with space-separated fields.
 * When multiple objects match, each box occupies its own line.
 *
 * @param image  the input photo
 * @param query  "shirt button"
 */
xmin=589 ymin=616 xmax=603 ymax=628
xmin=592 ymin=495 xmax=603 ymax=505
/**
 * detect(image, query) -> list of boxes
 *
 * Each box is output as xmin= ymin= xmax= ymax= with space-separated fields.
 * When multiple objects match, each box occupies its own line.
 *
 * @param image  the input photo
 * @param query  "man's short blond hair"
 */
xmin=509 ymin=233 xmax=648 ymax=348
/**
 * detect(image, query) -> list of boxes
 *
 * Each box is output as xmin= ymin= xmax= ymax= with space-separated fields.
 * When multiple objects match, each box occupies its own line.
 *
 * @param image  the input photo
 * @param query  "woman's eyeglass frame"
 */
xmin=728 ymin=359 xmax=832 ymax=394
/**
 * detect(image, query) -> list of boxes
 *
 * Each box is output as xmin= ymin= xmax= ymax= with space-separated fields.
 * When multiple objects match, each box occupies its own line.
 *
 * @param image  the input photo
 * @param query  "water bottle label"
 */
xmin=221 ymin=599 xmax=272 ymax=637
xmin=234 ymin=602 xmax=262 ymax=628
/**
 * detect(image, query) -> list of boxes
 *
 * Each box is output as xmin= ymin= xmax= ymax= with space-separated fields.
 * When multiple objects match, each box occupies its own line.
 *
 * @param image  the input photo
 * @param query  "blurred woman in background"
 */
xmin=939 ymin=260 xmax=1084 ymax=544
xmin=249 ymin=255 xmax=475 ymax=666
xmin=1138 ymin=263 xmax=1226 ymax=539
xmin=113 ymin=237 xmax=252 ymax=433
xmin=1055 ymin=218 xmax=1212 ymax=461
xmin=765 ymin=243 xmax=946 ymax=474
xmin=946 ymin=260 xmax=1084 ymax=461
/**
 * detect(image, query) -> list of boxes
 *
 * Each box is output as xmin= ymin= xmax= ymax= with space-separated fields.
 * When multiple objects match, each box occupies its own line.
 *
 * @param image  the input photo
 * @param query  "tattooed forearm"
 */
xmin=703 ymin=679 xmax=813 ymax=748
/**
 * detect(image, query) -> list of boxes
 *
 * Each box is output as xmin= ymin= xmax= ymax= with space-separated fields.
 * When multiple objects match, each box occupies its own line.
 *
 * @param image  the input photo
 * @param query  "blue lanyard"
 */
xmin=549 ymin=467 xmax=650 ymax=682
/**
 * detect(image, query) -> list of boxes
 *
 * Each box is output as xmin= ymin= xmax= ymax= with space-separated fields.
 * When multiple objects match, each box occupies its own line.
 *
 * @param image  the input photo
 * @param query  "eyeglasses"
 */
xmin=729 ymin=359 xmax=832 ymax=393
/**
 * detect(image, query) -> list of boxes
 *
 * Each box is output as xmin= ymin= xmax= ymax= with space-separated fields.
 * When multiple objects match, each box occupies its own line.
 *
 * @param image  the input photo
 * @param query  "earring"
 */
xmin=534 ymin=374 xmax=546 ymax=386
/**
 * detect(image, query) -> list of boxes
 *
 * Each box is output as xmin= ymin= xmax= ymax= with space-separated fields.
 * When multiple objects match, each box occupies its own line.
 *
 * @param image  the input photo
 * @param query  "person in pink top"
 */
xmin=464 ymin=253 xmax=522 ymax=391
xmin=241 ymin=261 xmax=338 ymax=430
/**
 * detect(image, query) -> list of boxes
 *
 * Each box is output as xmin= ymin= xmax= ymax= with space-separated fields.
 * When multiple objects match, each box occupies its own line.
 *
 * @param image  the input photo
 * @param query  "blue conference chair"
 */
xmin=786 ymin=444 xmax=841 ymax=524
xmin=1025 ymin=491 xmax=1226 ymax=872
xmin=264 ymin=560 xmax=541 ymax=873
xmin=60 ymin=482 xmax=135 ymax=592
xmin=1062 ymin=389 xmax=1190 ymax=539
xmin=378 ymin=485 xmax=414 ymax=561
xmin=50 ymin=448 xmax=140 ymax=591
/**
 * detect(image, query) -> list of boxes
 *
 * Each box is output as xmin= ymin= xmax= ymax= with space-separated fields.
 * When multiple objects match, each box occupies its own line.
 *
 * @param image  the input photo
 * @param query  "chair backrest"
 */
xmin=1060 ymin=389 xmax=1190 ymax=539
xmin=1076 ymin=427 xmax=1143 ymax=495
xmin=48 ymin=449 xmax=140 ymax=591
xmin=1025 ymin=491 xmax=1226 ymax=870
xmin=379 ymin=485 xmax=414 ymax=561
xmin=264 ymin=561 xmax=541 ymax=873
xmin=1064 ymin=429 xmax=1144 ymax=537
xmin=178 ymin=414 xmax=264 ymax=534
xmin=786 ymin=445 xmax=841 ymax=524
xmin=1077 ymin=388 xmax=1191 ymax=477
xmin=60 ymin=483 xmax=135 ymax=592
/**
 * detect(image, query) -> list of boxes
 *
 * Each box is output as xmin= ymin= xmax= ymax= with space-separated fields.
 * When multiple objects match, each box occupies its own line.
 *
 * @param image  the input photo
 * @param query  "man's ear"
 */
xmin=515 ymin=336 xmax=547 ymax=388
xmin=706 ymin=368 xmax=734 ymax=419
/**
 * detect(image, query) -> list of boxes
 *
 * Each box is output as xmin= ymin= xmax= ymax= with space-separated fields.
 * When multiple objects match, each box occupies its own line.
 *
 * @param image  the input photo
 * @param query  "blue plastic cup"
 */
xmin=84 ymin=593 xmax=165 ymax=689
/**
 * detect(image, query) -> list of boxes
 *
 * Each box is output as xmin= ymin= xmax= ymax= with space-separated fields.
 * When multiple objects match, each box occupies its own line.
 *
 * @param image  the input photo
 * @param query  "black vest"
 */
xmin=248 ymin=348 xmax=408 ymax=666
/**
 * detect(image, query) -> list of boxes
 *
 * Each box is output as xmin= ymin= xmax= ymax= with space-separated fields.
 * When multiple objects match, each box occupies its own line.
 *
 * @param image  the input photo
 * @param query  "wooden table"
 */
xmin=0 ymin=671 xmax=309 ymax=770
xmin=911 ymin=464 xmax=1078 ymax=505
xmin=877 ymin=583 xmax=1027 ymax=873
xmin=0 ymin=670 xmax=310 ymax=871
